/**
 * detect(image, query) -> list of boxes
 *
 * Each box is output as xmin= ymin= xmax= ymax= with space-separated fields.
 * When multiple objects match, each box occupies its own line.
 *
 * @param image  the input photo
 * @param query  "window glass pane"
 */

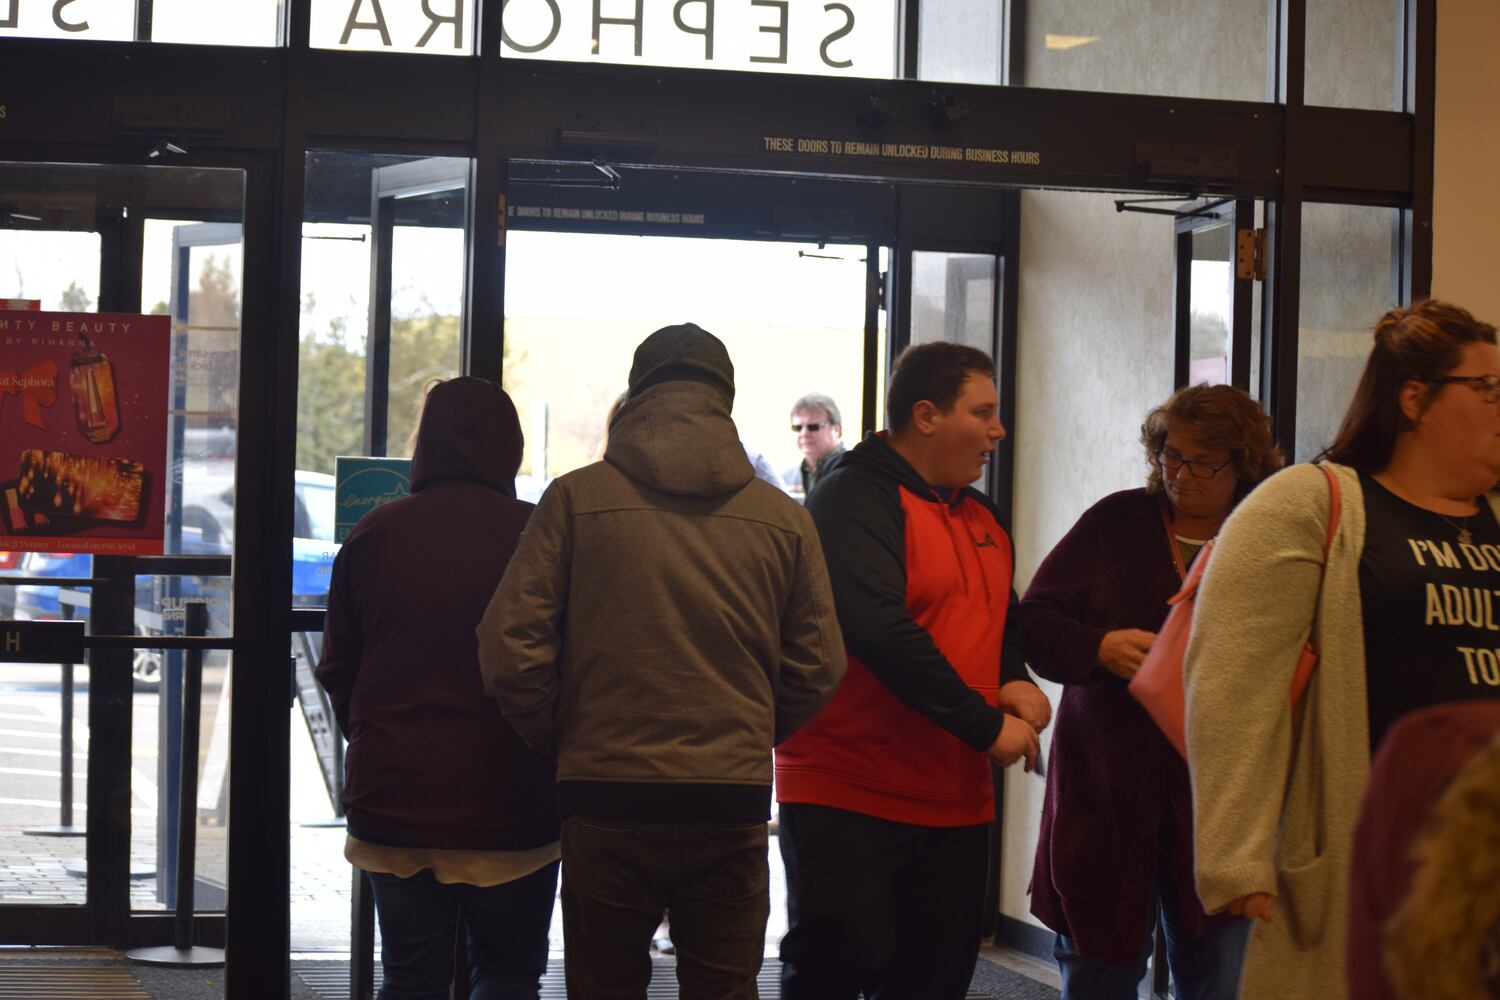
xmin=1295 ymin=202 xmax=1397 ymax=461
xmin=909 ymin=250 xmax=997 ymax=490
xmin=500 ymin=0 xmax=897 ymax=77
xmin=0 ymin=4 xmax=133 ymax=40
xmin=1189 ymin=225 xmax=1232 ymax=386
xmin=298 ymin=152 xmax=468 ymax=500
xmin=129 ymin=584 xmax=232 ymax=915
xmin=0 ymin=231 xmax=101 ymax=311
xmin=919 ymin=0 xmax=1003 ymax=84
xmin=150 ymin=0 xmax=280 ymax=46
xmin=312 ymin=0 xmax=475 ymax=53
xmin=910 ymin=251 xmax=995 ymax=354
xmin=1017 ymin=0 xmax=1266 ymax=100
xmin=1305 ymin=0 xmax=1398 ymax=110
xmin=502 ymin=233 xmax=868 ymax=502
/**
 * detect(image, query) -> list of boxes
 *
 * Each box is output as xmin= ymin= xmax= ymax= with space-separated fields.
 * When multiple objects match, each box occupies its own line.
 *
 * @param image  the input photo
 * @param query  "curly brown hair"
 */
xmin=1141 ymin=384 xmax=1283 ymax=496
xmin=1384 ymin=732 xmax=1500 ymax=1000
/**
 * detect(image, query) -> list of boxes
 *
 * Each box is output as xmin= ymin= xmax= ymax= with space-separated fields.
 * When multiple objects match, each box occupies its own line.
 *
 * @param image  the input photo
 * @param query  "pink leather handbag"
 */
xmin=1130 ymin=464 xmax=1341 ymax=758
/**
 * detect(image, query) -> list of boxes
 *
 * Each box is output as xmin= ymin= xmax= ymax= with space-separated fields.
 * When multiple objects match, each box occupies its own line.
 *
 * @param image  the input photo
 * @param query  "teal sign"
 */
xmin=334 ymin=457 xmax=412 ymax=543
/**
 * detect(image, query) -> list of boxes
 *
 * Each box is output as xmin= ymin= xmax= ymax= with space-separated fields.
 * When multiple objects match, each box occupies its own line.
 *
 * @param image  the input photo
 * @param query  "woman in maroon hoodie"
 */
xmin=1018 ymin=384 xmax=1281 ymax=999
xmin=317 ymin=377 xmax=560 ymax=1000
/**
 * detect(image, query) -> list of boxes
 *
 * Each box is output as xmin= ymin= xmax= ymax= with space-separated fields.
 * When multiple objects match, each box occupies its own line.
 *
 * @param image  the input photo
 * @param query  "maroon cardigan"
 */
xmin=317 ymin=378 xmax=559 ymax=851
xmin=1018 ymin=488 xmax=1234 ymax=965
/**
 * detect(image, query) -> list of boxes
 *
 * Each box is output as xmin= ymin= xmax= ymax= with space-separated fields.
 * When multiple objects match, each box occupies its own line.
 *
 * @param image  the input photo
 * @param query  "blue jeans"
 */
xmin=1054 ymin=915 xmax=1249 ymax=1000
xmin=365 ymin=860 xmax=559 ymax=1000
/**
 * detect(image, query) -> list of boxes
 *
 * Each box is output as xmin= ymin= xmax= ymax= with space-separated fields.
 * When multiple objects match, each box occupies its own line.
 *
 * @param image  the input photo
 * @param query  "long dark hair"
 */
xmin=1320 ymin=300 xmax=1497 ymax=473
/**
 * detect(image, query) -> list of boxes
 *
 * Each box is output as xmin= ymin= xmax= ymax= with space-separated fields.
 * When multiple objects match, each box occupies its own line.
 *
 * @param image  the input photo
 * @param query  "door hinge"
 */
xmin=1236 ymin=228 xmax=1266 ymax=281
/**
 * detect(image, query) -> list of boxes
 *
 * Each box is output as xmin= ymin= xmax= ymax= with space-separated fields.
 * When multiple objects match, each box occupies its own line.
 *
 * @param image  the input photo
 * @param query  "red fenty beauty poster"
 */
xmin=0 ymin=312 xmax=170 ymax=554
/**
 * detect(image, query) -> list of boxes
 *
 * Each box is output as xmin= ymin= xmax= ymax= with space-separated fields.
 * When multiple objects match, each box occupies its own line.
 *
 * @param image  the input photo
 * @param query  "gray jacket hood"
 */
xmin=604 ymin=382 xmax=754 ymax=498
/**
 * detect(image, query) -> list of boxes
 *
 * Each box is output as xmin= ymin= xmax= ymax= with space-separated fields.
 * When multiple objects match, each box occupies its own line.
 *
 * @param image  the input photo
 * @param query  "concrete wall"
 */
xmin=1431 ymin=0 xmax=1500 ymax=325
xmin=1002 ymin=189 xmax=1175 ymax=926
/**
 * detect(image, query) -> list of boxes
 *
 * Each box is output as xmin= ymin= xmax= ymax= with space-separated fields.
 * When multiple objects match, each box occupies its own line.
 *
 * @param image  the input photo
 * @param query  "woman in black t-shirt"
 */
xmin=1180 ymin=299 xmax=1500 ymax=999
xmin=1326 ymin=302 xmax=1500 ymax=749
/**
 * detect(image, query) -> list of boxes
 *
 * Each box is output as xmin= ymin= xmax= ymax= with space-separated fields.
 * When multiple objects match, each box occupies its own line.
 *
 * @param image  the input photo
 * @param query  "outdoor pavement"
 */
xmin=0 ymin=662 xmax=790 ymax=956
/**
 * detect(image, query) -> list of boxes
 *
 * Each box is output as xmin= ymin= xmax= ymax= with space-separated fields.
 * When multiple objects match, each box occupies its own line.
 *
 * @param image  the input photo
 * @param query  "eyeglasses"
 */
xmin=791 ymin=422 xmax=826 ymax=433
xmin=1156 ymin=449 xmax=1233 ymax=479
xmin=1429 ymin=374 xmax=1500 ymax=404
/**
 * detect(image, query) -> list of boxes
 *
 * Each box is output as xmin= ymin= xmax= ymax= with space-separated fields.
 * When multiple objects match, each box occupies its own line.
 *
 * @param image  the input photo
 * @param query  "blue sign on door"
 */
xmin=334 ymin=457 xmax=413 ymax=542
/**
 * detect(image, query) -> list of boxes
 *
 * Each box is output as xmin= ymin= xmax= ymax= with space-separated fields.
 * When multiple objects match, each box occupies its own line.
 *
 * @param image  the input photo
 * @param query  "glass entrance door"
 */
xmin=0 ymin=161 xmax=247 ymax=949
xmin=501 ymin=231 xmax=878 ymax=505
xmin=1173 ymin=199 xmax=1258 ymax=393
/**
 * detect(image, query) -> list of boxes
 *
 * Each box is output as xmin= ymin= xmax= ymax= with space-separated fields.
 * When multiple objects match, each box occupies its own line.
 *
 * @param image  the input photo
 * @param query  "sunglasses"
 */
xmin=791 ymin=422 xmax=826 ymax=433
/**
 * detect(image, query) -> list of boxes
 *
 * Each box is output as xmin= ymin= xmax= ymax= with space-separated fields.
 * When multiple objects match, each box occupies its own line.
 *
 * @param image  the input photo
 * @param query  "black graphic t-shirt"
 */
xmin=1359 ymin=473 xmax=1500 ymax=751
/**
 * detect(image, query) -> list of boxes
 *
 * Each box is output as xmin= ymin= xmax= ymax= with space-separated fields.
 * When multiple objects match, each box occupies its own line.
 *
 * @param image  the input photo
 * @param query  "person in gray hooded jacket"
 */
xmin=478 ymin=322 xmax=846 ymax=1000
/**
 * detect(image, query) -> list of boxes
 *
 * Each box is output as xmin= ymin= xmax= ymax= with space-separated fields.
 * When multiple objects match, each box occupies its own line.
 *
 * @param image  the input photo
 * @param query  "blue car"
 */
xmin=12 ymin=471 xmax=338 ymax=687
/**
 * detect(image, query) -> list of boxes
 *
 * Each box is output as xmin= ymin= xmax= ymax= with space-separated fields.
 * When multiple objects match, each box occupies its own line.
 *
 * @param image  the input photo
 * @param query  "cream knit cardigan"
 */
xmin=1184 ymin=462 xmax=1500 ymax=999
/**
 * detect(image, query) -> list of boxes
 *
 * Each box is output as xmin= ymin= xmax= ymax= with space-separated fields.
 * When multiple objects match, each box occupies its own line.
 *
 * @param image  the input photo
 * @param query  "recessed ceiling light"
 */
xmin=1046 ymin=34 xmax=1099 ymax=50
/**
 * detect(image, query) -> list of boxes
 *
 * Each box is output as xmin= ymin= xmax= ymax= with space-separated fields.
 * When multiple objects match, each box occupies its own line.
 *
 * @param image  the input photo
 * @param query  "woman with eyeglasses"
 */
xmin=1183 ymin=299 xmax=1500 ymax=999
xmin=1018 ymin=383 xmax=1282 ymax=998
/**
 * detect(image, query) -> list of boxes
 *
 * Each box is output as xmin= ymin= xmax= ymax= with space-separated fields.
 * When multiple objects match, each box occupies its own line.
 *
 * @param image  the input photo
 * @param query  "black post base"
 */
xmin=126 ymin=945 xmax=226 ymax=968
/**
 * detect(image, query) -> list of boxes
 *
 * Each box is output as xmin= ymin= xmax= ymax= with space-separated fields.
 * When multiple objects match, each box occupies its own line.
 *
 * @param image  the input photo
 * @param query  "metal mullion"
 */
xmin=899 ymin=0 xmax=920 ymax=80
xmin=466 ymin=0 xmax=506 ymax=382
xmin=363 ymin=199 xmax=395 ymax=457
xmin=1230 ymin=200 xmax=1254 ymax=390
xmin=135 ymin=0 xmax=154 ymax=42
xmin=1262 ymin=197 xmax=1302 ymax=458
xmin=215 ymin=3 xmax=308 ymax=984
xmin=284 ymin=0 xmax=311 ymax=50
xmin=1004 ymin=0 xmax=1027 ymax=87
xmin=1262 ymin=0 xmax=1305 ymax=458
xmin=1172 ymin=228 xmax=1193 ymax=389
xmin=995 ymin=190 xmax=1020 ymax=526
xmin=1402 ymin=0 xmax=1435 ymax=302
xmin=893 ymin=244 xmax=914 ymax=359
xmin=862 ymin=244 xmax=881 ymax=438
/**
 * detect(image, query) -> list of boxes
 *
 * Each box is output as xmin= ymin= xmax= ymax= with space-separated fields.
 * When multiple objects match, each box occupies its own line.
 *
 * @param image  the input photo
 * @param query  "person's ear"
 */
xmin=1397 ymin=379 xmax=1427 ymax=424
xmin=909 ymin=400 xmax=940 ymax=435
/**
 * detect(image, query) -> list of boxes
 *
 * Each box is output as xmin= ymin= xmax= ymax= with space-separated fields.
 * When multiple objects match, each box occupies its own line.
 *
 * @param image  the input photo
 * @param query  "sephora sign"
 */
xmin=316 ymin=0 xmax=896 ymax=75
xmin=498 ymin=0 xmax=897 ymax=76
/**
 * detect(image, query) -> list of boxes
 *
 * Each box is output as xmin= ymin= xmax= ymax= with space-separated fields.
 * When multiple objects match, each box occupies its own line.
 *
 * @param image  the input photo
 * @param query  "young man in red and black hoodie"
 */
xmin=775 ymin=341 xmax=1052 ymax=1000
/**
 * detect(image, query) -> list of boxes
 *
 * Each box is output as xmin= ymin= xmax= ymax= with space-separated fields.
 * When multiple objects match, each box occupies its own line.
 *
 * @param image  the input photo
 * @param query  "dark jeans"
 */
xmin=560 ymin=816 xmax=769 ymax=1000
xmin=1054 ymin=919 xmax=1249 ymax=1000
xmin=365 ymin=860 xmax=558 ymax=1000
xmin=1052 ymin=824 xmax=1250 ymax=1000
xmin=777 ymin=802 xmax=988 ymax=1000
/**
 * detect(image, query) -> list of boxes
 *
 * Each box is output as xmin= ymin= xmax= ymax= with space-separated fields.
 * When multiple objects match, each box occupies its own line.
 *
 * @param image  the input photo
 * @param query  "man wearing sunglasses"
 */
xmin=784 ymin=393 xmax=846 ymax=499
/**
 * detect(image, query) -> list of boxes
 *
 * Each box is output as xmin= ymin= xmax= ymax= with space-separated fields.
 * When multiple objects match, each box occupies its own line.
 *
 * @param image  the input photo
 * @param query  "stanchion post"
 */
xmin=173 ymin=600 xmax=206 ymax=949
xmin=23 ymin=599 xmax=86 ymax=838
xmin=127 ymin=600 xmax=224 ymax=968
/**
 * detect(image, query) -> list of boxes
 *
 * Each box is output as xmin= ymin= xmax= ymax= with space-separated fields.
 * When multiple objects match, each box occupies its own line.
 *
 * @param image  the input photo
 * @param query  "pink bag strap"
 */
xmin=1310 ymin=463 xmax=1343 ymax=596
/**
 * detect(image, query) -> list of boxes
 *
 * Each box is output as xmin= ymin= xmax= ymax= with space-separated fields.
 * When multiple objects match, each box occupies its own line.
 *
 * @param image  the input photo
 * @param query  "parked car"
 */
xmin=13 ymin=471 xmax=339 ymax=687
